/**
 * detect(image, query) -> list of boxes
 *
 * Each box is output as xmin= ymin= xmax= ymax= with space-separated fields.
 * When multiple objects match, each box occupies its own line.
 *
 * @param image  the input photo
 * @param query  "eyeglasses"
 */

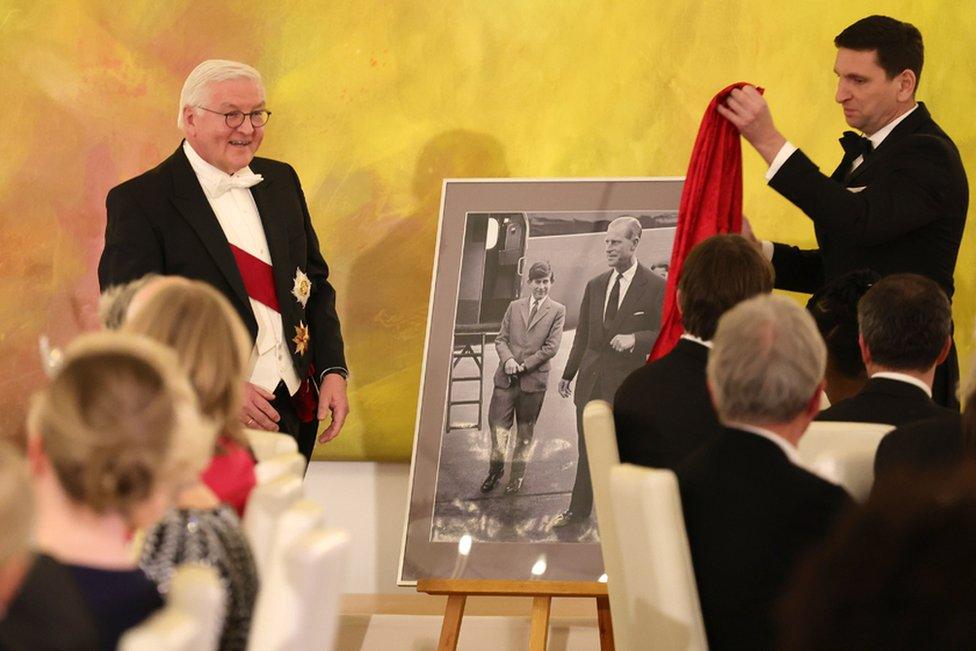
xmin=197 ymin=106 xmax=272 ymax=128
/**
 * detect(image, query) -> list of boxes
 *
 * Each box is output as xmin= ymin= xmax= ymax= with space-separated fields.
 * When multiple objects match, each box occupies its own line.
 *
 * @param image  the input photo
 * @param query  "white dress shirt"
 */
xmin=871 ymin=371 xmax=932 ymax=397
xmin=183 ymin=141 xmax=301 ymax=395
xmin=603 ymin=259 xmax=639 ymax=315
xmin=679 ymin=333 xmax=713 ymax=349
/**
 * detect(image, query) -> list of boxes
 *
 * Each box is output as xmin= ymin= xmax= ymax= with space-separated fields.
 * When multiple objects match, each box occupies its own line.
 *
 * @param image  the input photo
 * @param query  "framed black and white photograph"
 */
xmin=399 ymin=178 xmax=683 ymax=585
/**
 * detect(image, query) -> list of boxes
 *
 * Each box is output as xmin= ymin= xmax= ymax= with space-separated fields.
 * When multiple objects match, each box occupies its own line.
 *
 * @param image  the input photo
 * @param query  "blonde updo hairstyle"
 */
xmin=123 ymin=278 xmax=252 ymax=450
xmin=27 ymin=332 xmax=214 ymax=525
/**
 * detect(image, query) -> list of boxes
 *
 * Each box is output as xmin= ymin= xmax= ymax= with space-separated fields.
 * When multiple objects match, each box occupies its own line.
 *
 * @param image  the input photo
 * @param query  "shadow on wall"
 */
xmin=341 ymin=130 xmax=510 ymax=461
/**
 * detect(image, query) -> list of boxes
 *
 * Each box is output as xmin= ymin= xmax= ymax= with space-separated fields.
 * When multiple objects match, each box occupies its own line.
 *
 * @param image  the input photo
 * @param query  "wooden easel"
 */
xmin=417 ymin=578 xmax=614 ymax=651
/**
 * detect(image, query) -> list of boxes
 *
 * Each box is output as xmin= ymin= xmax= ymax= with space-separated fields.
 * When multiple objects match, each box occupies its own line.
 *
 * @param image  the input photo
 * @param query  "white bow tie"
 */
xmin=213 ymin=172 xmax=264 ymax=197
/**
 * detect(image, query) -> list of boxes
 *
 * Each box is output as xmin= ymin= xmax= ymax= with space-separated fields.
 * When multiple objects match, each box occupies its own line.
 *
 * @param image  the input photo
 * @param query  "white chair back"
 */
xmin=797 ymin=421 xmax=894 ymax=502
xmin=581 ymin=400 xmax=630 ymax=649
xmin=254 ymin=451 xmax=306 ymax=485
xmin=243 ymin=474 xmax=304 ymax=576
xmin=244 ymin=428 xmax=299 ymax=462
xmin=610 ymin=464 xmax=709 ymax=651
xmin=284 ymin=529 xmax=351 ymax=651
xmin=119 ymin=564 xmax=224 ymax=651
xmin=247 ymin=500 xmax=331 ymax=651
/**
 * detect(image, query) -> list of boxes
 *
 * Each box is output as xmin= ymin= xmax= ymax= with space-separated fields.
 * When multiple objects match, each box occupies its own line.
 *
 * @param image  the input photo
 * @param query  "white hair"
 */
xmin=177 ymin=59 xmax=264 ymax=130
xmin=608 ymin=216 xmax=642 ymax=242
xmin=707 ymin=294 xmax=826 ymax=425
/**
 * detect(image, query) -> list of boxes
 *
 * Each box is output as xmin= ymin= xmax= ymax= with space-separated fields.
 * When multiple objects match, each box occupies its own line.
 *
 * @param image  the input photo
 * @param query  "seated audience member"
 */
xmin=874 ymin=348 xmax=976 ymax=483
xmin=614 ymin=234 xmax=773 ymax=468
xmin=816 ymin=273 xmax=956 ymax=425
xmin=678 ymin=294 xmax=853 ymax=651
xmin=805 ymin=269 xmax=880 ymax=405
xmin=97 ymin=273 xmax=159 ymax=330
xmin=125 ymin=277 xmax=258 ymax=516
xmin=27 ymin=332 xmax=214 ymax=651
xmin=0 ymin=441 xmax=100 ymax=651
xmin=780 ymin=469 xmax=976 ymax=650
xmin=123 ymin=278 xmax=259 ymax=651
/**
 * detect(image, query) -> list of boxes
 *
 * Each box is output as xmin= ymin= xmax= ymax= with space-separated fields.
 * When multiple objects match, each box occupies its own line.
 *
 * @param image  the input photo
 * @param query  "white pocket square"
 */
xmin=847 ymin=186 xmax=867 ymax=193
xmin=633 ymin=311 xmax=645 ymax=316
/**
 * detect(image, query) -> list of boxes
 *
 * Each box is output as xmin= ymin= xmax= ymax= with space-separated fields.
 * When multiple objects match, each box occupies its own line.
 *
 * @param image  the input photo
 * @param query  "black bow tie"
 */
xmin=839 ymin=131 xmax=873 ymax=160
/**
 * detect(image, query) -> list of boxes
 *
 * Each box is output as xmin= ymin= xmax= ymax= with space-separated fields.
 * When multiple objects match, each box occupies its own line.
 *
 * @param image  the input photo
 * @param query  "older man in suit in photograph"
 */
xmin=98 ymin=59 xmax=348 ymax=462
xmin=816 ymin=273 xmax=956 ymax=426
xmin=678 ymin=294 xmax=852 ymax=650
xmin=721 ymin=15 xmax=968 ymax=407
xmin=554 ymin=216 xmax=666 ymax=527
xmin=481 ymin=261 xmax=566 ymax=496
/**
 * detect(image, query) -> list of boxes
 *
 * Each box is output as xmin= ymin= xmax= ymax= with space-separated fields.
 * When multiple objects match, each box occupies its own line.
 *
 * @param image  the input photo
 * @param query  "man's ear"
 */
xmin=675 ymin=289 xmax=683 ymax=317
xmin=897 ymin=69 xmax=917 ymax=101
xmin=806 ymin=380 xmax=826 ymax=418
xmin=936 ymin=336 xmax=952 ymax=366
xmin=182 ymin=106 xmax=197 ymax=132
xmin=858 ymin=333 xmax=872 ymax=366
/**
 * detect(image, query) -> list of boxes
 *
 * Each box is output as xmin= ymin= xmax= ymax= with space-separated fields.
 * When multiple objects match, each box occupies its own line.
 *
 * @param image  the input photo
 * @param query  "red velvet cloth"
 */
xmin=228 ymin=243 xmax=280 ymax=312
xmin=648 ymin=82 xmax=761 ymax=361
xmin=201 ymin=436 xmax=257 ymax=518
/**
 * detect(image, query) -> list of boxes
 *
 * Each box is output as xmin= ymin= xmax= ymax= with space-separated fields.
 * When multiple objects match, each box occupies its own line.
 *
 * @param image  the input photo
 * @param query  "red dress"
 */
xmin=201 ymin=436 xmax=257 ymax=518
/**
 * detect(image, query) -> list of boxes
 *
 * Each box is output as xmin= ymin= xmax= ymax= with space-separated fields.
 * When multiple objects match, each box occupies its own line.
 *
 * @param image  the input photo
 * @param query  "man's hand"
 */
xmin=317 ymin=373 xmax=349 ymax=443
xmin=609 ymin=333 xmax=636 ymax=352
xmin=558 ymin=378 xmax=573 ymax=398
xmin=716 ymin=86 xmax=786 ymax=165
xmin=504 ymin=358 xmax=521 ymax=375
xmin=242 ymin=382 xmax=280 ymax=431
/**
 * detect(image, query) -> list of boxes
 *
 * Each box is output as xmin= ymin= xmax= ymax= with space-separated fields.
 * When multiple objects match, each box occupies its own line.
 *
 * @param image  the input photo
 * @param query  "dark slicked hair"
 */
xmin=677 ymin=234 xmax=774 ymax=341
xmin=858 ymin=273 xmax=951 ymax=372
xmin=807 ymin=269 xmax=880 ymax=380
xmin=527 ymin=260 xmax=554 ymax=282
xmin=835 ymin=15 xmax=924 ymax=87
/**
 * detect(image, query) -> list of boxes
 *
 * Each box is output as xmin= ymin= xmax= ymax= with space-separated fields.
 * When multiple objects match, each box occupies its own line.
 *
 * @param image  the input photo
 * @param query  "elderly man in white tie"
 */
xmin=98 ymin=59 xmax=348 ymax=463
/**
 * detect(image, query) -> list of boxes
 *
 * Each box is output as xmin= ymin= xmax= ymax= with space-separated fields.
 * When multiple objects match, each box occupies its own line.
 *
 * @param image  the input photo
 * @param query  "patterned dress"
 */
xmin=140 ymin=505 xmax=259 ymax=651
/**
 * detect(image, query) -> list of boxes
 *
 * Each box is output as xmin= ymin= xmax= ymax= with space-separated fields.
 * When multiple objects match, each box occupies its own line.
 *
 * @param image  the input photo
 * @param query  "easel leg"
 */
xmin=529 ymin=595 xmax=552 ymax=651
xmin=595 ymin=595 xmax=615 ymax=651
xmin=438 ymin=594 xmax=467 ymax=651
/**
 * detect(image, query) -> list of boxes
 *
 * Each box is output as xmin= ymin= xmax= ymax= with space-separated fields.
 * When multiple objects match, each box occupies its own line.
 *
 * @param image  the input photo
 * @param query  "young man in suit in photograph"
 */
xmin=481 ymin=261 xmax=566 ymax=496
xmin=613 ymin=234 xmax=773 ymax=470
xmin=721 ymin=15 xmax=968 ymax=407
xmin=816 ymin=273 xmax=956 ymax=426
xmin=554 ymin=216 xmax=666 ymax=527
xmin=98 ymin=60 xmax=348 ymax=462
xmin=678 ymin=294 xmax=852 ymax=651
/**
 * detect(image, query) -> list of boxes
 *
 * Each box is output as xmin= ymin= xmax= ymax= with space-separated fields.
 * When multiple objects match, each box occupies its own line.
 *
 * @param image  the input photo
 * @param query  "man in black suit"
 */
xmin=678 ymin=294 xmax=852 ymax=650
xmin=720 ymin=15 xmax=968 ymax=407
xmin=817 ymin=273 xmax=956 ymax=426
xmin=553 ymin=216 xmax=666 ymax=527
xmin=98 ymin=60 xmax=348 ymax=462
xmin=613 ymin=234 xmax=773 ymax=469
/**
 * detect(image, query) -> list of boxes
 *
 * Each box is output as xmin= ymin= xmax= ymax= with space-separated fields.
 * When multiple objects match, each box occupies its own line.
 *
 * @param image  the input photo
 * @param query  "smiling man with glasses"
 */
xmin=99 ymin=59 xmax=349 ymax=464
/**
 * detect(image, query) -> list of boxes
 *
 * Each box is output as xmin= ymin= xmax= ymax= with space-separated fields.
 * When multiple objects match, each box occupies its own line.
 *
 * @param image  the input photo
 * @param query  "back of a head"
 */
xmin=835 ymin=15 xmax=924 ymax=87
xmin=806 ymin=269 xmax=879 ymax=381
xmin=123 ymin=278 xmax=252 ymax=443
xmin=708 ymin=294 xmax=826 ymax=425
xmin=98 ymin=273 xmax=160 ymax=330
xmin=858 ymin=273 xmax=950 ymax=372
xmin=678 ymin=234 xmax=774 ymax=340
xmin=0 ymin=441 xmax=33 ymax=566
xmin=28 ymin=332 xmax=213 ymax=525
xmin=781 ymin=468 xmax=976 ymax=650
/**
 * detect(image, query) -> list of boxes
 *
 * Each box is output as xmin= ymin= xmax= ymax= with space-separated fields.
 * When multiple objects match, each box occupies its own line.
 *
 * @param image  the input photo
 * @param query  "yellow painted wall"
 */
xmin=0 ymin=1 xmax=972 ymax=460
